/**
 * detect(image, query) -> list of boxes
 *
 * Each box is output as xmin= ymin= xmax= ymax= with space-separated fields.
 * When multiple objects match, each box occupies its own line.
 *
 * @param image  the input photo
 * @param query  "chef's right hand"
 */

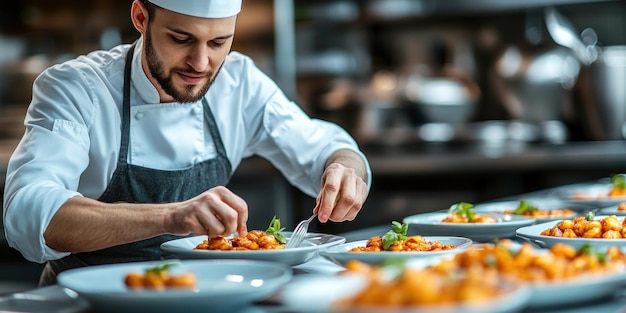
xmin=167 ymin=186 xmax=248 ymax=238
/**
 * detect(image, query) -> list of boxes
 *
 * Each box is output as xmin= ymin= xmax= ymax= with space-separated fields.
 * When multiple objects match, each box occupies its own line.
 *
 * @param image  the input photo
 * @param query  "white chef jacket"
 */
xmin=3 ymin=37 xmax=371 ymax=263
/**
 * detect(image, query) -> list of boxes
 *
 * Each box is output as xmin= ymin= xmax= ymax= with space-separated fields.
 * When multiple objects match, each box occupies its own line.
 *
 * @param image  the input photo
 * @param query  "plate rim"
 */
xmin=321 ymin=236 xmax=473 ymax=255
xmin=549 ymin=182 xmax=626 ymax=202
xmin=160 ymin=232 xmax=346 ymax=266
xmin=472 ymin=199 xmax=599 ymax=223
xmin=403 ymin=212 xmax=537 ymax=228
xmin=599 ymin=205 xmax=626 ymax=215
xmin=516 ymin=215 xmax=626 ymax=246
xmin=161 ymin=232 xmax=346 ymax=254
xmin=57 ymin=259 xmax=293 ymax=299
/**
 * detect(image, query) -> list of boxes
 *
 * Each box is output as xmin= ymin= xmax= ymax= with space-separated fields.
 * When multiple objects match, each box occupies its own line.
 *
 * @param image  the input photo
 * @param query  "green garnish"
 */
xmin=378 ymin=257 xmax=407 ymax=280
xmin=145 ymin=262 xmax=176 ymax=275
xmin=448 ymin=202 xmax=476 ymax=222
xmin=577 ymin=243 xmax=607 ymax=263
xmin=379 ymin=256 xmax=407 ymax=268
xmin=578 ymin=243 xmax=591 ymax=255
xmin=382 ymin=221 xmax=408 ymax=250
xmin=585 ymin=211 xmax=596 ymax=221
xmin=266 ymin=216 xmax=287 ymax=244
xmin=611 ymin=174 xmax=626 ymax=189
xmin=513 ymin=200 xmax=538 ymax=215
xmin=494 ymin=240 xmax=518 ymax=257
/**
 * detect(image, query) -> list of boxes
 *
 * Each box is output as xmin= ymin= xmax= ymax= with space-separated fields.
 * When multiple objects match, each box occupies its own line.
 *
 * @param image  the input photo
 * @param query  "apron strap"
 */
xmin=119 ymin=42 xmax=136 ymax=164
xmin=202 ymin=98 xmax=229 ymax=160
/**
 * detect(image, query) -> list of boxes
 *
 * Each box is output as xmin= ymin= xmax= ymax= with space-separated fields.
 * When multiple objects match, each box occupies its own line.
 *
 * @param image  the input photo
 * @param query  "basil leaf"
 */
xmin=611 ymin=174 xmax=626 ymax=189
xmin=273 ymin=232 xmax=287 ymax=244
xmin=448 ymin=202 xmax=476 ymax=221
xmin=382 ymin=230 xmax=399 ymax=250
xmin=578 ymin=243 xmax=592 ymax=255
xmin=514 ymin=200 xmax=538 ymax=215
xmin=379 ymin=256 xmax=406 ymax=269
xmin=379 ymin=257 xmax=407 ymax=279
xmin=391 ymin=221 xmax=408 ymax=236
xmin=513 ymin=202 xmax=527 ymax=215
xmin=266 ymin=216 xmax=287 ymax=244
xmin=400 ymin=223 xmax=408 ymax=236
xmin=146 ymin=262 xmax=175 ymax=275
xmin=466 ymin=209 xmax=476 ymax=222
xmin=448 ymin=203 xmax=463 ymax=214
xmin=577 ymin=243 xmax=607 ymax=263
xmin=382 ymin=221 xmax=409 ymax=250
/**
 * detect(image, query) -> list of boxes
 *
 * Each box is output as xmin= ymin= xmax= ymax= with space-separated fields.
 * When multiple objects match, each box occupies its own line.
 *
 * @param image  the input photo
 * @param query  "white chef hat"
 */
xmin=147 ymin=0 xmax=242 ymax=18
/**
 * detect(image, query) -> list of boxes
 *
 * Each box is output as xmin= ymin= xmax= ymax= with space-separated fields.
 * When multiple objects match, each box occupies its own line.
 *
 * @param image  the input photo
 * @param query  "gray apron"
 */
xmin=39 ymin=43 xmax=232 ymax=286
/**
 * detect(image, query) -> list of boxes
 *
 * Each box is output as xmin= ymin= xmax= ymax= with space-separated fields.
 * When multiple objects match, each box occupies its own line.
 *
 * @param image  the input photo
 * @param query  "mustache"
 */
xmin=174 ymin=67 xmax=212 ymax=77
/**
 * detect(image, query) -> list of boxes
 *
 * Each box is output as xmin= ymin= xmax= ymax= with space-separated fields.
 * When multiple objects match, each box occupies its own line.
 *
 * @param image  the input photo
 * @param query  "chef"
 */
xmin=2 ymin=0 xmax=370 ymax=286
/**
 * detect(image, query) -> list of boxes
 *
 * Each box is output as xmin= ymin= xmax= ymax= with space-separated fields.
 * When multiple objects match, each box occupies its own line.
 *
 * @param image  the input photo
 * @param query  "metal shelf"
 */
xmin=364 ymin=0 xmax=620 ymax=19
xmin=438 ymin=0 xmax=618 ymax=12
xmin=275 ymin=0 xmax=620 ymax=89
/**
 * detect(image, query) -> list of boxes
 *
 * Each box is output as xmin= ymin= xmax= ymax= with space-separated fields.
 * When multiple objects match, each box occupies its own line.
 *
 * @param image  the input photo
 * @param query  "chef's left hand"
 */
xmin=314 ymin=162 xmax=368 ymax=223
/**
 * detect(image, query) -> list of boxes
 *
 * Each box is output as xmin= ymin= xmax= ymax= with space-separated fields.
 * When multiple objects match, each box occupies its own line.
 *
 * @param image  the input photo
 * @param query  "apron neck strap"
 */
xmin=119 ymin=43 xmax=136 ymax=164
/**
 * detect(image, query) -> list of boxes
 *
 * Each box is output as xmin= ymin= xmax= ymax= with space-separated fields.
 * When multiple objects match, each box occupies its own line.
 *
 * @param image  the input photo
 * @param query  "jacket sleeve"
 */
xmin=3 ymin=63 xmax=94 ymax=263
xmin=234 ymin=57 xmax=371 ymax=197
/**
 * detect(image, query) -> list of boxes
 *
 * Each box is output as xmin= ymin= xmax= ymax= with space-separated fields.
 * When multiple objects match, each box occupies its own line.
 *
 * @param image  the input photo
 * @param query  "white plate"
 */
xmin=57 ymin=259 xmax=292 ymax=313
xmin=0 ymin=285 xmax=90 ymax=313
xmin=497 ymin=242 xmax=626 ymax=308
xmin=550 ymin=182 xmax=626 ymax=207
xmin=529 ymin=272 xmax=626 ymax=308
xmin=280 ymin=274 xmax=531 ymax=313
xmin=473 ymin=199 xmax=598 ymax=223
xmin=319 ymin=236 xmax=473 ymax=266
xmin=160 ymin=232 xmax=345 ymax=266
xmin=403 ymin=212 xmax=536 ymax=242
xmin=516 ymin=216 xmax=626 ymax=249
xmin=599 ymin=204 xmax=626 ymax=216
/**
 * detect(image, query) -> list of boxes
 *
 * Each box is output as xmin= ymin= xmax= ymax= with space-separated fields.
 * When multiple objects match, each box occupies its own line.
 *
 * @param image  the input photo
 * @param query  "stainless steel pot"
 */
xmin=491 ymin=45 xmax=580 ymax=127
xmin=584 ymin=46 xmax=626 ymax=140
xmin=403 ymin=70 xmax=480 ymax=125
xmin=544 ymin=7 xmax=624 ymax=140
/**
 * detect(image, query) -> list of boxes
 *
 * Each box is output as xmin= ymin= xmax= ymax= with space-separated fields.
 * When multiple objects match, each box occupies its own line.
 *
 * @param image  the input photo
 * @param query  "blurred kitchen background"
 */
xmin=1 ymin=0 xmax=626 ymax=292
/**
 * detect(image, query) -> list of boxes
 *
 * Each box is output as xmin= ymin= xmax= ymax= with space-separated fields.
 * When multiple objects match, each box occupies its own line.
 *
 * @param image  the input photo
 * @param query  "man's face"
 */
xmin=142 ymin=8 xmax=236 ymax=103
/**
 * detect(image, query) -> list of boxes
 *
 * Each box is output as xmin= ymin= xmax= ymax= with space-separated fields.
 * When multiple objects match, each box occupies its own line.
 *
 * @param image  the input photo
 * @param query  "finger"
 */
xmin=235 ymin=205 xmax=248 ymax=238
xmin=318 ymin=172 xmax=342 ymax=223
xmin=342 ymin=179 xmax=367 ymax=221
xmin=329 ymin=177 xmax=356 ymax=222
xmin=193 ymin=187 xmax=241 ymax=237
xmin=223 ymin=187 xmax=249 ymax=236
xmin=198 ymin=210 xmax=226 ymax=237
xmin=313 ymin=194 xmax=321 ymax=215
xmin=212 ymin=187 xmax=249 ymax=236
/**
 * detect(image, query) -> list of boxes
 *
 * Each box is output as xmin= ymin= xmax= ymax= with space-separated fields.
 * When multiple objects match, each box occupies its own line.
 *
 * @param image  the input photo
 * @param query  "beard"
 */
xmin=144 ymin=30 xmax=218 ymax=103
